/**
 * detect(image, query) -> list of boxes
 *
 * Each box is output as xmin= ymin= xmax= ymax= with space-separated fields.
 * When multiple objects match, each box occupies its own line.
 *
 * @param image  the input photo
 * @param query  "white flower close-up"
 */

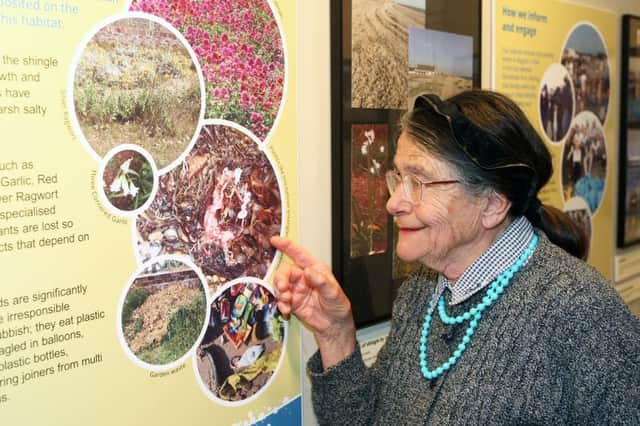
xmin=364 ymin=129 xmax=375 ymax=145
xmin=372 ymin=159 xmax=381 ymax=174
xmin=120 ymin=157 xmax=133 ymax=172
xmin=109 ymin=175 xmax=123 ymax=193
xmin=120 ymin=175 xmax=130 ymax=195
xmin=128 ymin=182 xmax=139 ymax=197
xmin=107 ymin=157 xmax=142 ymax=199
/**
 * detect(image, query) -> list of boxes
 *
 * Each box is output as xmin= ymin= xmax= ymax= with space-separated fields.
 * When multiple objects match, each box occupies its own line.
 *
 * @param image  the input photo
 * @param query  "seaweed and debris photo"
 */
xmin=121 ymin=259 xmax=207 ymax=366
xmin=135 ymin=124 xmax=282 ymax=292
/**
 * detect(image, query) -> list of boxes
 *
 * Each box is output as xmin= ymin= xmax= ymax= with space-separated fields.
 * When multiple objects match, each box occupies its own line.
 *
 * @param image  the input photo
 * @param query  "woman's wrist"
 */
xmin=315 ymin=319 xmax=357 ymax=370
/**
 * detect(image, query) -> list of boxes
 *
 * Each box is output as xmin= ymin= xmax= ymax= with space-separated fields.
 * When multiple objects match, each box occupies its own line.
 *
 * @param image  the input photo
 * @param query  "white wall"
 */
xmin=297 ymin=2 xmax=331 ymax=425
xmin=297 ymin=1 xmax=640 ymax=424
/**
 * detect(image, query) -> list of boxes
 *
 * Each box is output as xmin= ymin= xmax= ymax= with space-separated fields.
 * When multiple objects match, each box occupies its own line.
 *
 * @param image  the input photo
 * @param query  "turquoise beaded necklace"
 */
xmin=419 ymin=234 xmax=539 ymax=380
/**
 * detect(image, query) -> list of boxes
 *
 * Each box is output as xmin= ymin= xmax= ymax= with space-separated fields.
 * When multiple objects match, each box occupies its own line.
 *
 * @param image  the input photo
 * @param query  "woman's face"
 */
xmin=386 ymin=132 xmax=487 ymax=274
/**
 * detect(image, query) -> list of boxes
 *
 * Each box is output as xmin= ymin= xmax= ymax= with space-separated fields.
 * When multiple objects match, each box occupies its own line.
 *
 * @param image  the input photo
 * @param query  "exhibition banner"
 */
xmin=492 ymin=0 xmax=616 ymax=277
xmin=0 ymin=1 xmax=301 ymax=424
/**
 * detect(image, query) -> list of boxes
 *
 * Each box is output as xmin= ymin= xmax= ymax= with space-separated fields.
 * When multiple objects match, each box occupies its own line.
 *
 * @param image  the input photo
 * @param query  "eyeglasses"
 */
xmin=385 ymin=169 xmax=459 ymax=204
xmin=414 ymin=94 xmax=536 ymax=174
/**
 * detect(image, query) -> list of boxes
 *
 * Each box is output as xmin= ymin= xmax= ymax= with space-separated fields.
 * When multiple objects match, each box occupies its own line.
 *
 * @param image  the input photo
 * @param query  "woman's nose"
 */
xmin=386 ymin=186 xmax=411 ymax=216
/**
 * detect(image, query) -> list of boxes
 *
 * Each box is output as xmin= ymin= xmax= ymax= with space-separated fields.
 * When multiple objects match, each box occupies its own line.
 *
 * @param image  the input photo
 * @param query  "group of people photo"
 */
xmin=540 ymin=76 xmax=574 ymax=142
xmin=561 ymin=23 xmax=610 ymax=125
xmin=562 ymin=113 xmax=607 ymax=212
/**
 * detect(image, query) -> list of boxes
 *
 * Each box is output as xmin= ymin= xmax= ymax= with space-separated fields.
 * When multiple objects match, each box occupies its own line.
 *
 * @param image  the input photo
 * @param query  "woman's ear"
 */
xmin=482 ymin=190 xmax=512 ymax=229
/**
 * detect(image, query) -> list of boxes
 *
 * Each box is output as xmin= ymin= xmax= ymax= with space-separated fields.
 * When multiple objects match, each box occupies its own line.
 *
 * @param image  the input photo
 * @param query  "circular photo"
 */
xmin=99 ymin=145 xmax=158 ymax=215
xmin=561 ymin=111 xmax=607 ymax=213
xmin=561 ymin=22 xmax=609 ymax=124
xmin=194 ymin=278 xmax=286 ymax=404
xmin=135 ymin=121 xmax=283 ymax=292
xmin=130 ymin=0 xmax=286 ymax=142
xmin=538 ymin=63 xmax=574 ymax=143
xmin=564 ymin=196 xmax=592 ymax=260
xmin=71 ymin=14 xmax=204 ymax=170
xmin=118 ymin=256 xmax=209 ymax=370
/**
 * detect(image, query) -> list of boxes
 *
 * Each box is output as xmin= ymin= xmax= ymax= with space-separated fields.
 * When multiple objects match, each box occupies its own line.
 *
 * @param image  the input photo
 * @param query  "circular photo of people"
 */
xmin=538 ymin=63 xmax=574 ymax=143
xmin=118 ymin=256 xmax=209 ymax=371
xmin=194 ymin=278 xmax=286 ymax=405
xmin=561 ymin=111 xmax=607 ymax=213
xmin=129 ymin=0 xmax=286 ymax=142
xmin=135 ymin=121 xmax=284 ymax=293
xmin=564 ymin=196 xmax=592 ymax=260
xmin=70 ymin=14 xmax=204 ymax=171
xmin=99 ymin=144 xmax=158 ymax=216
xmin=561 ymin=22 xmax=610 ymax=125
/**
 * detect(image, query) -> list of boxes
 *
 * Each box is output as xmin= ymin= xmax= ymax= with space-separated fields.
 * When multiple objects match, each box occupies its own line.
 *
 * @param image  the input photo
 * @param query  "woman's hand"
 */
xmin=270 ymin=235 xmax=356 ymax=368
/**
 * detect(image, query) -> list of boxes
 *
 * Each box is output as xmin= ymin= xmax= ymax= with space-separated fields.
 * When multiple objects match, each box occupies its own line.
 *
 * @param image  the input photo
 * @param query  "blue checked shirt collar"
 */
xmin=429 ymin=216 xmax=535 ymax=313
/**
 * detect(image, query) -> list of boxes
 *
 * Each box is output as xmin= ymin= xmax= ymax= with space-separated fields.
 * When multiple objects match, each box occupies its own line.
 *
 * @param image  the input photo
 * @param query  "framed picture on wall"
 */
xmin=330 ymin=0 xmax=481 ymax=327
xmin=350 ymin=124 xmax=390 ymax=258
xmin=618 ymin=14 xmax=640 ymax=247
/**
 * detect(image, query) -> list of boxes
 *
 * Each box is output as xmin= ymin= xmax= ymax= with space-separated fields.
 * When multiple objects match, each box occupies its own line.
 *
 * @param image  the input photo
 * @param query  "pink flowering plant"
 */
xmin=130 ymin=0 xmax=285 ymax=140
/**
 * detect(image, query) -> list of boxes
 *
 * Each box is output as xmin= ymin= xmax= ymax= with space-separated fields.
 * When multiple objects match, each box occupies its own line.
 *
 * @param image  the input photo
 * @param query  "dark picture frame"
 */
xmin=330 ymin=0 xmax=481 ymax=328
xmin=618 ymin=15 xmax=640 ymax=247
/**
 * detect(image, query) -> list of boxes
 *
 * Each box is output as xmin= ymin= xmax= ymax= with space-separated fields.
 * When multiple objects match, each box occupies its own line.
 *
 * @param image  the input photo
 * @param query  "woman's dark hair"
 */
xmin=401 ymin=89 xmax=588 ymax=259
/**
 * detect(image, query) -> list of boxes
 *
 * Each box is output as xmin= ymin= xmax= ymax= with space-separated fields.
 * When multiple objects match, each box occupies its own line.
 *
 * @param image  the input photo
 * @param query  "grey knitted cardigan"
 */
xmin=308 ymin=233 xmax=640 ymax=425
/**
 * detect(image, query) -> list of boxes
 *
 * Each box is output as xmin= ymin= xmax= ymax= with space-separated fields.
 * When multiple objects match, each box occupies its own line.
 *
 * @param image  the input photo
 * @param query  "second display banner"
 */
xmin=492 ymin=0 xmax=616 ymax=278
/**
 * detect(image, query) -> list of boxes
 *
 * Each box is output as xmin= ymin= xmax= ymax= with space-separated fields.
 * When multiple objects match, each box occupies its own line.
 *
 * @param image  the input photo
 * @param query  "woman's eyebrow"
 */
xmin=404 ymin=163 xmax=432 ymax=177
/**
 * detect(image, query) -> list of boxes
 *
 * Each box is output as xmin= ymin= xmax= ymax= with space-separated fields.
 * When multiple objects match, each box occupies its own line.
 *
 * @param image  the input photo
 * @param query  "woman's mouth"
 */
xmin=398 ymin=227 xmax=424 ymax=234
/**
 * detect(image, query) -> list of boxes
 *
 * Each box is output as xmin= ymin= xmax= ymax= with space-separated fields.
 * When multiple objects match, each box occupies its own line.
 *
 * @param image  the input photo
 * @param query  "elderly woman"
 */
xmin=271 ymin=90 xmax=640 ymax=424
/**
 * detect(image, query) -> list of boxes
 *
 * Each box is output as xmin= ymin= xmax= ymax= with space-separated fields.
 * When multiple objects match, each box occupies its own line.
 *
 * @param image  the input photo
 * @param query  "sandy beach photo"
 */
xmin=351 ymin=0 xmax=424 ymax=109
